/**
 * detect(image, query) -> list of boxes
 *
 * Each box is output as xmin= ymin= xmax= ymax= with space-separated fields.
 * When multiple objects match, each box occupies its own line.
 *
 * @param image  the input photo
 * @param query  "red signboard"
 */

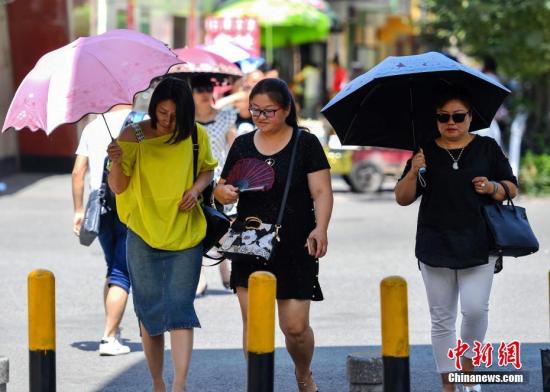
xmin=204 ymin=17 xmax=260 ymax=57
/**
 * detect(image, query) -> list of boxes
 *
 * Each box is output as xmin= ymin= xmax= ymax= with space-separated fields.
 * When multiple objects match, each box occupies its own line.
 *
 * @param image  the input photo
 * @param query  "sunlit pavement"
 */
xmin=0 ymin=173 xmax=547 ymax=391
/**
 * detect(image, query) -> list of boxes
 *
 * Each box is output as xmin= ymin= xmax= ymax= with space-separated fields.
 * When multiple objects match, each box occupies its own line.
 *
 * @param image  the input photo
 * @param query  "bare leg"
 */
xmin=278 ymin=300 xmax=315 ymax=385
xmin=219 ymin=260 xmax=231 ymax=288
xmin=170 ymin=329 xmax=194 ymax=392
xmin=141 ymin=323 xmax=166 ymax=392
xmin=195 ymin=268 xmax=207 ymax=296
xmin=103 ymin=283 xmax=128 ymax=337
xmin=236 ymin=287 xmax=248 ymax=358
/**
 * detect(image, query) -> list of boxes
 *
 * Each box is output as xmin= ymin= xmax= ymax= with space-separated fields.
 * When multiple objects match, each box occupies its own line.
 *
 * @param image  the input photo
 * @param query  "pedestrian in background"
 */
xmin=294 ymin=61 xmax=322 ymax=119
xmin=214 ymin=78 xmax=333 ymax=392
xmin=72 ymin=105 xmax=133 ymax=356
xmin=191 ymin=74 xmax=237 ymax=294
xmin=107 ymin=77 xmax=217 ymax=392
xmin=329 ymin=54 xmax=348 ymax=98
xmin=394 ymin=85 xmax=517 ymax=392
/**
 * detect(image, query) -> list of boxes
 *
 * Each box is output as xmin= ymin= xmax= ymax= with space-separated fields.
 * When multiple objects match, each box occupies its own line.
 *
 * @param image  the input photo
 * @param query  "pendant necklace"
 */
xmin=265 ymin=158 xmax=275 ymax=167
xmin=444 ymin=147 xmax=465 ymax=170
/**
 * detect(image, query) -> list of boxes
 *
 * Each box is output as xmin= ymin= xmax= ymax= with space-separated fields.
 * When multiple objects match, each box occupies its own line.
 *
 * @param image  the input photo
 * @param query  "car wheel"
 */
xmin=348 ymin=162 xmax=384 ymax=193
xmin=342 ymin=175 xmax=353 ymax=187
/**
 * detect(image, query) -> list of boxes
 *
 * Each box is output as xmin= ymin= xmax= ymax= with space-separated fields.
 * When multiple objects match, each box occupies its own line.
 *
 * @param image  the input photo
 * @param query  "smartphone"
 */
xmin=307 ymin=238 xmax=317 ymax=256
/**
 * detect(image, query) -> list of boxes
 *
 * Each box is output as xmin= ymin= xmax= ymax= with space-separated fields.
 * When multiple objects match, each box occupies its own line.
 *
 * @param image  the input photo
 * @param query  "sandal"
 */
xmin=296 ymin=370 xmax=318 ymax=392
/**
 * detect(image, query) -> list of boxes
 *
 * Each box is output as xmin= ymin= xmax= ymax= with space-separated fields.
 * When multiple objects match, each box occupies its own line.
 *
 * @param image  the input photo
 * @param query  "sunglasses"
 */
xmin=193 ymin=86 xmax=214 ymax=93
xmin=249 ymin=108 xmax=281 ymax=118
xmin=436 ymin=112 xmax=470 ymax=123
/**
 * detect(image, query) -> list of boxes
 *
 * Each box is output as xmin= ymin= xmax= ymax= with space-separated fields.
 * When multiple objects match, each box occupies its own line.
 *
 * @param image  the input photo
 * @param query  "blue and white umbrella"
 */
xmin=321 ymin=52 xmax=510 ymax=151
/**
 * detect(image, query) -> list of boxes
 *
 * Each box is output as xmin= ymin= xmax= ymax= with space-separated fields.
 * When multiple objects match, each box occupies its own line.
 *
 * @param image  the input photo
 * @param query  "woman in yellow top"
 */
xmin=107 ymin=77 xmax=217 ymax=392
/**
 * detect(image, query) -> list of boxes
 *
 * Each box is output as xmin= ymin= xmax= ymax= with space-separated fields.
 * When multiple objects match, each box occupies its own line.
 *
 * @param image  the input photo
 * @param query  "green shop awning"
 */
xmin=214 ymin=0 xmax=331 ymax=47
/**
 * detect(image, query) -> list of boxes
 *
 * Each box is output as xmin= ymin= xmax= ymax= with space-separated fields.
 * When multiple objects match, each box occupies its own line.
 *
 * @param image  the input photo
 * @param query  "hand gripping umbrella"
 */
xmin=1 ymin=29 xmax=183 ymax=138
xmin=321 ymin=51 xmax=510 ymax=152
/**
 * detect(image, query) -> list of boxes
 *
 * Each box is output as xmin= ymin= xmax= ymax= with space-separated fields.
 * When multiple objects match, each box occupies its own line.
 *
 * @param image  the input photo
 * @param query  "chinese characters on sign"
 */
xmin=447 ymin=340 xmax=522 ymax=370
xmin=204 ymin=17 xmax=260 ymax=57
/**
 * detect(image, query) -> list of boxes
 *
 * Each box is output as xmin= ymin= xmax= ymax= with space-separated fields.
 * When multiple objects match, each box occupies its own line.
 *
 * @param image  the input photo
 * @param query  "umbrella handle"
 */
xmin=418 ymin=166 xmax=427 ymax=188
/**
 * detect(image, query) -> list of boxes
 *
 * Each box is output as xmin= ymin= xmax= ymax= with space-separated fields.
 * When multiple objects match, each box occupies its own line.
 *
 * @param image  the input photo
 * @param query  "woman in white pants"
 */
xmin=395 ymin=85 xmax=517 ymax=392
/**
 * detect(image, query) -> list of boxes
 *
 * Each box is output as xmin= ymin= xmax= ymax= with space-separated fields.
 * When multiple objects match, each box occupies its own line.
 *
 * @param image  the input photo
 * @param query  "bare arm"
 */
xmin=178 ymin=170 xmax=215 ymax=211
xmin=307 ymin=169 xmax=333 ymax=258
xmin=71 ymin=155 xmax=88 ymax=235
xmin=213 ymin=178 xmax=240 ymax=205
xmin=107 ymin=140 xmax=131 ymax=194
xmin=395 ymin=149 xmax=424 ymax=206
xmin=472 ymin=177 xmax=518 ymax=201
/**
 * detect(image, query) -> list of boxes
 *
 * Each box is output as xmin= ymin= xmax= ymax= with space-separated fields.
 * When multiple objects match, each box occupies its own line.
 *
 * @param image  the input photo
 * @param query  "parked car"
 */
xmin=325 ymin=135 xmax=412 ymax=193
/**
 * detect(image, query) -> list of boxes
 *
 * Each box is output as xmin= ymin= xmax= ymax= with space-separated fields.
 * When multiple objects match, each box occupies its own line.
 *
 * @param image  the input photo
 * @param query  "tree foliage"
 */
xmin=421 ymin=0 xmax=550 ymax=79
xmin=421 ymin=0 xmax=550 ymax=153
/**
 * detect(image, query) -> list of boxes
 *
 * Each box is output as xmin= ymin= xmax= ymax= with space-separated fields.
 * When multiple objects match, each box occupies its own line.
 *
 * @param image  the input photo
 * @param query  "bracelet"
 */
xmin=491 ymin=181 xmax=500 ymax=197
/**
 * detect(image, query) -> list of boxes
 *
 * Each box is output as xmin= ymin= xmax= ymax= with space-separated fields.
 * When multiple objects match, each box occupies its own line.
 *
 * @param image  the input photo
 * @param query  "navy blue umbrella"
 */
xmin=321 ymin=52 xmax=510 ymax=151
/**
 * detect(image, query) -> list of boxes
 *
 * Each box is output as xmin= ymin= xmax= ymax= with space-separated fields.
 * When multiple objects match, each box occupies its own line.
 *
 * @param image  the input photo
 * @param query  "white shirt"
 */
xmin=75 ymin=110 xmax=131 ymax=190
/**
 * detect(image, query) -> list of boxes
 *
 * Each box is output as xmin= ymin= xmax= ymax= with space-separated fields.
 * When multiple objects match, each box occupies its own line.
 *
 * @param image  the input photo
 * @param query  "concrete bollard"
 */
xmin=347 ymin=353 xmax=383 ymax=392
xmin=0 ymin=356 xmax=8 ymax=392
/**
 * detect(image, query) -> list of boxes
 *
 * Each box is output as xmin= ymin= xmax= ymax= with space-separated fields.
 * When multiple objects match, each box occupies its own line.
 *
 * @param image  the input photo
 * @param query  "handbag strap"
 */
xmin=276 ymin=128 xmax=301 ymax=226
xmin=499 ymin=181 xmax=514 ymax=207
xmin=191 ymin=124 xmax=199 ymax=181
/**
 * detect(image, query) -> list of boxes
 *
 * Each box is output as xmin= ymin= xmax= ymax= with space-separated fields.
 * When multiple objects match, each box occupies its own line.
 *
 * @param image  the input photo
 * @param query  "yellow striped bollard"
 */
xmin=380 ymin=276 xmax=410 ymax=392
xmin=28 ymin=270 xmax=56 ymax=392
xmin=247 ymin=271 xmax=276 ymax=392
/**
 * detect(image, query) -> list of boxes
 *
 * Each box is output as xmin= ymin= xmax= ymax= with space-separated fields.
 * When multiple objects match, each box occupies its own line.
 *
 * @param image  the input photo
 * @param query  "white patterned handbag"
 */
xmin=219 ymin=129 xmax=301 ymax=263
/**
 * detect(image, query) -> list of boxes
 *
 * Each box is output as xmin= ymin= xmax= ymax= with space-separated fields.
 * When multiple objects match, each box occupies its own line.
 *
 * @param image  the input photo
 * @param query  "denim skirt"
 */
xmin=126 ymin=230 xmax=202 ymax=336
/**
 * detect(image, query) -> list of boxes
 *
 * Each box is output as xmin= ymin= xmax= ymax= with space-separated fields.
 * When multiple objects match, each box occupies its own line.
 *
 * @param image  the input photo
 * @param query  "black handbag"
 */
xmin=219 ymin=129 xmax=301 ymax=264
xmin=482 ymin=182 xmax=539 ymax=259
xmin=191 ymin=126 xmax=231 ymax=258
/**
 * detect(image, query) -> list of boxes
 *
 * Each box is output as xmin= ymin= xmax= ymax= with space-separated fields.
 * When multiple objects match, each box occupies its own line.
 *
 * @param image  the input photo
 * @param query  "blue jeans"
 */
xmin=98 ymin=211 xmax=130 ymax=293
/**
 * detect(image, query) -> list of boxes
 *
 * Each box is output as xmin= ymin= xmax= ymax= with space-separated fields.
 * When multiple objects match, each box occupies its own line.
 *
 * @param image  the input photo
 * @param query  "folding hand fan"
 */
xmin=226 ymin=158 xmax=275 ymax=192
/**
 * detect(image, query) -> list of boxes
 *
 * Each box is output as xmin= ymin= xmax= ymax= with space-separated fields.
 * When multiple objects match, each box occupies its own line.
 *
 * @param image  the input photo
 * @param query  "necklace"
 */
xmin=444 ymin=147 xmax=465 ymax=170
xmin=265 ymin=158 xmax=275 ymax=167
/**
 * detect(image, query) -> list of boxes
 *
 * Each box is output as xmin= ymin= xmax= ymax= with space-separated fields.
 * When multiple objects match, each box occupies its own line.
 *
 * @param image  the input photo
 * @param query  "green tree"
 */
xmin=421 ymin=0 xmax=550 ymax=153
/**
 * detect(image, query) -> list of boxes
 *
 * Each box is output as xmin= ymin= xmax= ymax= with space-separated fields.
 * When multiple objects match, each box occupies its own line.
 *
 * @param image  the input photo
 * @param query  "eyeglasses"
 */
xmin=436 ymin=112 xmax=470 ymax=123
xmin=249 ymin=108 xmax=281 ymax=118
xmin=193 ymin=86 xmax=214 ymax=93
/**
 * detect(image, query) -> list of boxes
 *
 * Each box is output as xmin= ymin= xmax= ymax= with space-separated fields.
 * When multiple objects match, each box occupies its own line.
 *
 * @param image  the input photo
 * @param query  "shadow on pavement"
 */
xmin=0 ymin=173 xmax=55 ymax=197
xmin=71 ymin=339 xmax=144 ymax=353
xmin=93 ymin=343 xmax=544 ymax=391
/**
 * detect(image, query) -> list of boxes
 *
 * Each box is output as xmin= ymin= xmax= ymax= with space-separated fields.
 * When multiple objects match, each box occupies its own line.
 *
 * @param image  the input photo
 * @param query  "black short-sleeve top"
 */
xmin=221 ymin=128 xmax=330 ymax=247
xmin=400 ymin=135 xmax=517 ymax=269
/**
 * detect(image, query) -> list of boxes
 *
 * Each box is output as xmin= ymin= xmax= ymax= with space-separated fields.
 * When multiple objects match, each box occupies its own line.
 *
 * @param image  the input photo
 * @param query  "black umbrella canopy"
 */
xmin=321 ymin=52 xmax=510 ymax=151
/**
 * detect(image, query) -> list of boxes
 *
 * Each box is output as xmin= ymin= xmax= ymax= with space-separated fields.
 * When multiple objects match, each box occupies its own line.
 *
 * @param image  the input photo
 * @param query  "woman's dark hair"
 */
xmin=433 ymin=84 xmax=473 ymax=111
xmin=148 ymin=77 xmax=195 ymax=144
xmin=190 ymin=74 xmax=215 ymax=89
xmin=249 ymin=78 xmax=299 ymax=129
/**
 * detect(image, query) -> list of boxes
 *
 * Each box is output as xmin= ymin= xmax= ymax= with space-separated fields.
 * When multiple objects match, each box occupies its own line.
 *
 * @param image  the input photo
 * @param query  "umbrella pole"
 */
xmin=409 ymin=83 xmax=426 ymax=187
xmin=101 ymin=114 xmax=115 ymax=141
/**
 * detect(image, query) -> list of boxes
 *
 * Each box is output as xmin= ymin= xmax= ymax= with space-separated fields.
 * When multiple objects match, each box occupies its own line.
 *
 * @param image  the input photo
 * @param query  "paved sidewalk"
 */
xmin=0 ymin=173 xmax=548 ymax=391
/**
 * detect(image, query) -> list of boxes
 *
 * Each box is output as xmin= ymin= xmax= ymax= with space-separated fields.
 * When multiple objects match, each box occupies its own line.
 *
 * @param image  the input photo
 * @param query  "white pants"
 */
xmin=420 ymin=258 xmax=496 ymax=373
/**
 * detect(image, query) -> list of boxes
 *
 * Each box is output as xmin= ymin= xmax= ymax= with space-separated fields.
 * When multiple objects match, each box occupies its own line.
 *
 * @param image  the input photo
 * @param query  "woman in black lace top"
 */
xmin=214 ymin=78 xmax=333 ymax=392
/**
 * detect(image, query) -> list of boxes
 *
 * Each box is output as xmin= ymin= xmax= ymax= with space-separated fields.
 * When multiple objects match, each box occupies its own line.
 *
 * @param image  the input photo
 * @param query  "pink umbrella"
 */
xmin=170 ymin=47 xmax=243 ymax=79
xmin=2 ymin=29 xmax=182 ymax=135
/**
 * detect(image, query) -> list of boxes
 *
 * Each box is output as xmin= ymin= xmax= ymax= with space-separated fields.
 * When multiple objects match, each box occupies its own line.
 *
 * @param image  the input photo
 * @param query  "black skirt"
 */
xmin=229 ymin=244 xmax=323 ymax=301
